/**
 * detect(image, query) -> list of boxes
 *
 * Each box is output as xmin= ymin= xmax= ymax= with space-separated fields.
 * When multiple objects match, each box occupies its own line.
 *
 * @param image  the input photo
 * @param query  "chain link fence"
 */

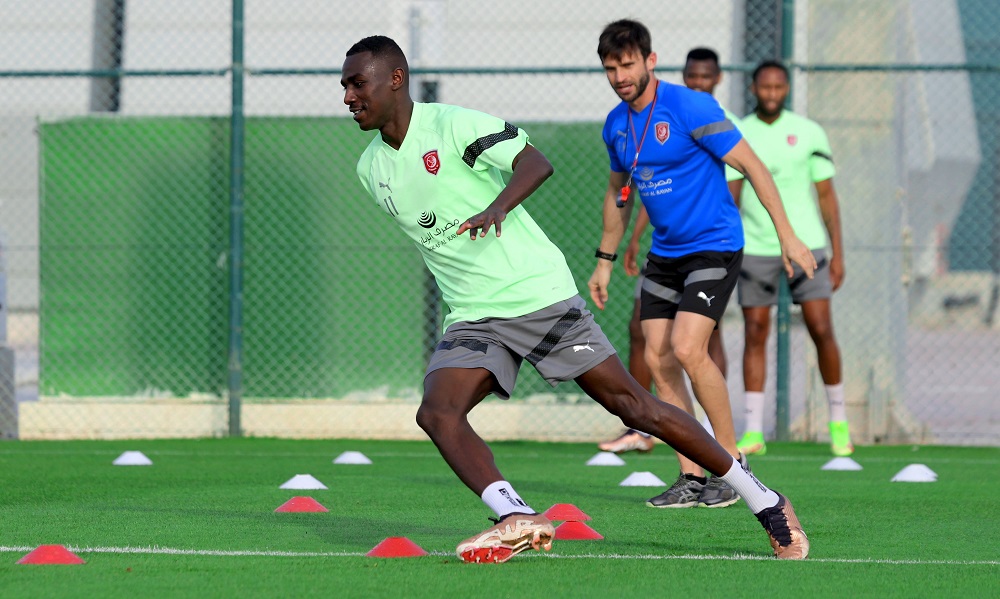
xmin=1 ymin=0 xmax=997 ymax=445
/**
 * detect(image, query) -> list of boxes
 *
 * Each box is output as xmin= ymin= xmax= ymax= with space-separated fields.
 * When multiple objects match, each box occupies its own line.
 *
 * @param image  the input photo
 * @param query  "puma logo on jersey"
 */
xmin=378 ymin=178 xmax=392 ymax=192
xmin=698 ymin=291 xmax=715 ymax=306
xmin=573 ymin=342 xmax=595 ymax=353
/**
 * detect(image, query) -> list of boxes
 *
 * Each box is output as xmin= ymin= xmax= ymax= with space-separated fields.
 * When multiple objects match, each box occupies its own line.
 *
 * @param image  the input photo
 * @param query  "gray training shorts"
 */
xmin=738 ymin=249 xmax=832 ymax=306
xmin=425 ymin=295 xmax=617 ymax=399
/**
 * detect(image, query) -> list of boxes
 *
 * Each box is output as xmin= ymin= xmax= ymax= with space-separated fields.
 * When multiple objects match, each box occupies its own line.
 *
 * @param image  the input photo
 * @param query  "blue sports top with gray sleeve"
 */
xmin=603 ymin=80 xmax=744 ymax=257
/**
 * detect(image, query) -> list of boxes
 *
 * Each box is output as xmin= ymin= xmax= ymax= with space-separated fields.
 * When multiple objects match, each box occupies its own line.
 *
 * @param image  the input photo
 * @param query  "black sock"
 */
xmin=682 ymin=473 xmax=708 ymax=485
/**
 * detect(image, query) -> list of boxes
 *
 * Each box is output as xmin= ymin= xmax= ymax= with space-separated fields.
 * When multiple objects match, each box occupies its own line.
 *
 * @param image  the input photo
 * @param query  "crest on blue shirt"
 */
xmin=655 ymin=122 xmax=670 ymax=144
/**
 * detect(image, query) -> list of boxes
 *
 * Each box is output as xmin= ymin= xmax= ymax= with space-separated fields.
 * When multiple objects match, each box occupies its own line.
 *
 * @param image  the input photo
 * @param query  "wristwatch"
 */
xmin=595 ymin=249 xmax=618 ymax=262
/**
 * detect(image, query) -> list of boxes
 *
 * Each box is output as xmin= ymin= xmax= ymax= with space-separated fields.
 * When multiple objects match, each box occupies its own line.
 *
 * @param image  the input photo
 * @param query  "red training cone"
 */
xmin=555 ymin=521 xmax=604 ymax=540
xmin=543 ymin=503 xmax=591 ymax=522
xmin=17 ymin=545 xmax=86 ymax=565
xmin=274 ymin=496 xmax=329 ymax=513
xmin=366 ymin=536 xmax=428 ymax=558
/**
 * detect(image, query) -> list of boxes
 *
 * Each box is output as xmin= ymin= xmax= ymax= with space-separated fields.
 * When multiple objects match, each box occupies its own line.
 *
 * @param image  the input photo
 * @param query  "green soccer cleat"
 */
xmin=829 ymin=421 xmax=854 ymax=456
xmin=737 ymin=431 xmax=767 ymax=456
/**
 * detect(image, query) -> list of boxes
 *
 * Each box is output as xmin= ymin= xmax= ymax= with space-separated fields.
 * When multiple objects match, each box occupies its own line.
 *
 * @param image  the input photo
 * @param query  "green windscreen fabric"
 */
xmin=40 ymin=118 xmax=230 ymax=397
xmin=39 ymin=117 xmax=630 ymax=399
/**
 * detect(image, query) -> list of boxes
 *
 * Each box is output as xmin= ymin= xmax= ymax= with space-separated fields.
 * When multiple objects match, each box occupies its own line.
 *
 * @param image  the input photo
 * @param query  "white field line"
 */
xmin=0 ymin=546 xmax=997 ymax=566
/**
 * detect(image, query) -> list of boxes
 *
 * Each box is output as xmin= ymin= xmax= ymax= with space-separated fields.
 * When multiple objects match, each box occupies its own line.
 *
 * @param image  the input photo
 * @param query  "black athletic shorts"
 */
xmin=639 ymin=249 xmax=742 ymax=323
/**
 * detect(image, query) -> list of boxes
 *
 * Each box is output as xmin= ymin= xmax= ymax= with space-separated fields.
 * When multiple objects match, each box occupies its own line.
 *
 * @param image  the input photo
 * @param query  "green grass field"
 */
xmin=1 ymin=439 xmax=997 ymax=598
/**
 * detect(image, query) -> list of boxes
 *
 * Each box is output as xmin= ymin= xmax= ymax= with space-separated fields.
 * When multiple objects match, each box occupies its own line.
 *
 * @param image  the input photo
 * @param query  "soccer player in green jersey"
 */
xmin=729 ymin=60 xmax=854 ymax=457
xmin=342 ymin=35 xmax=809 ymax=561
xmin=599 ymin=47 xmax=736 ymax=458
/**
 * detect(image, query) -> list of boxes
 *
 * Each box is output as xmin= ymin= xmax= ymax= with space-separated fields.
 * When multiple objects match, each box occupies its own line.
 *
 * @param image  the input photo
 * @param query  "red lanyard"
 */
xmin=619 ymin=84 xmax=658 ymax=207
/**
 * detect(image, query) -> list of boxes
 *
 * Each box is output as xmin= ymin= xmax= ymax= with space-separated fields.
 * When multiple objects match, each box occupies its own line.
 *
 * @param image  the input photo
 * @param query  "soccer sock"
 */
xmin=826 ymin=383 xmax=847 ymax=422
xmin=743 ymin=391 xmax=766 ymax=433
xmin=682 ymin=472 xmax=708 ymax=485
xmin=700 ymin=415 xmax=715 ymax=438
xmin=719 ymin=457 xmax=779 ymax=513
xmin=481 ymin=480 xmax=534 ymax=518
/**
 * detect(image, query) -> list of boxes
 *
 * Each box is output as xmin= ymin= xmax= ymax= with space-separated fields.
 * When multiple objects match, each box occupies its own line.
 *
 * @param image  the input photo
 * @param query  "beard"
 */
xmin=627 ymin=70 xmax=651 ymax=102
xmin=756 ymin=98 xmax=786 ymax=119
xmin=616 ymin=69 xmax=651 ymax=103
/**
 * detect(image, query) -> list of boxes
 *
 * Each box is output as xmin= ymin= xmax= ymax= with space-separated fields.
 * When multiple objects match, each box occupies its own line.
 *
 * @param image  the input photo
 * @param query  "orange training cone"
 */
xmin=555 ymin=521 xmax=604 ymax=540
xmin=17 ymin=545 xmax=86 ymax=565
xmin=274 ymin=496 xmax=329 ymax=513
xmin=366 ymin=536 xmax=428 ymax=557
xmin=543 ymin=503 xmax=591 ymax=522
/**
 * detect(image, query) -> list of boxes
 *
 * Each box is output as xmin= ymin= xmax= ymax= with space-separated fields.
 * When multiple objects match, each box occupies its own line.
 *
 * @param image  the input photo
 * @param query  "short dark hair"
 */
xmin=752 ymin=60 xmax=789 ymax=83
xmin=597 ymin=19 xmax=652 ymax=61
xmin=685 ymin=47 xmax=720 ymax=66
xmin=346 ymin=35 xmax=409 ymax=71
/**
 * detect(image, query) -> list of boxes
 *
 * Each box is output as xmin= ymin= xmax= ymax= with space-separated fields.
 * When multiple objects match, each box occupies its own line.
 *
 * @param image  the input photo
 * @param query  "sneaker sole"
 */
xmin=645 ymin=500 xmax=699 ymax=508
xmin=738 ymin=443 xmax=766 ymax=456
xmin=599 ymin=445 xmax=654 ymax=454
xmin=458 ymin=529 xmax=553 ymax=564
xmin=698 ymin=496 xmax=741 ymax=508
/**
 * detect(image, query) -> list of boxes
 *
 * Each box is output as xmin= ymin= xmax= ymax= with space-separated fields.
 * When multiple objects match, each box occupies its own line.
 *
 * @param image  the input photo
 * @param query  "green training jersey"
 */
xmin=734 ymin=110 xmax=836 ymax=256
xmin=355 ymin=102 xmax=578 ymax=329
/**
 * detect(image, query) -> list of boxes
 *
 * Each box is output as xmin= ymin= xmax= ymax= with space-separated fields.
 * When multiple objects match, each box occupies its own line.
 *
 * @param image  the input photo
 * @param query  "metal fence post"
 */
xmin=773 ymin=0 xmax=796 ymax=442
xmin=227 ymin=0 xmax=245 ymax=437
xmin=89 ymin=0 xmax=126 ymax=112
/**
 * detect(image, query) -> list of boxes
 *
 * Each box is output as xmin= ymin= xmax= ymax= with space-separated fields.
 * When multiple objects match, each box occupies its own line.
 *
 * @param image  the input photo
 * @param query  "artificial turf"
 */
xmin=1 ymin=438 xmax=997 ymax=598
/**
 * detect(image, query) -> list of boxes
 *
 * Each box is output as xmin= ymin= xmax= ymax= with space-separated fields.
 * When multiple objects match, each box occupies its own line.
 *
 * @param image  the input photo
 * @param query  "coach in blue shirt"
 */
xmin=588 ymin=18 xmax=816 ymax=510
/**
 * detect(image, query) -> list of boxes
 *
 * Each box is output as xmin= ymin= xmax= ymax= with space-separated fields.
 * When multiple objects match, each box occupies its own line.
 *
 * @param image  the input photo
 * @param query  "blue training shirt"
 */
xmin=603 ymin=80 xmax=744 ymax=257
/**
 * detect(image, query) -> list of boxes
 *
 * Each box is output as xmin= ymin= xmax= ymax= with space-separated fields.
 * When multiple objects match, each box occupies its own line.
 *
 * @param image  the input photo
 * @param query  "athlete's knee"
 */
xmin=744 ymin=316 xmax=769 ymax=346
xmin=645 ymin=345 xmax=679 ymax=375
xmin=807 ymin=319 xmax=836 ymax=345
xmin=590 ymin=375 xmax=650 ymax=419
xmin=618 ymin=394 xmax=671 ymax=433
xmin=414 ymin=403 xmax=437 ymax=434
xmin=671 ymin=337 xmax=707 ymax=371
xmin=415 ymin=398 xmax=460 ymax=435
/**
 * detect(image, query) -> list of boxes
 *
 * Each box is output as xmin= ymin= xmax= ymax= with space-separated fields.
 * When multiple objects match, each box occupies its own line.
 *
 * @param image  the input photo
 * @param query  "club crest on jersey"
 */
xmin=655 ymin=122 xmax=670 ymax=144
xmin=787 ymin=134 xmax=798 ymax=146
xmin=423 ymin=150 xmax=441 ymax=175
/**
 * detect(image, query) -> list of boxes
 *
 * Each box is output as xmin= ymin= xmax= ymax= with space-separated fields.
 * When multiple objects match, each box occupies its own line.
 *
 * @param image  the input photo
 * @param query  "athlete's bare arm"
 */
xmin=815 ymin=177 xmax=845 ymax=291
xmin=624 ymin=204 xmax=650 ymax=276
xmin=723 ymin=139 xmax=816 ymax=278
xmin=728 ymin=179 xmax=743 ymax=208
xmin=458 ymin=144 xmax=553 ymax=239
xmin=588 ymin=170 xmax=632 ymax=310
